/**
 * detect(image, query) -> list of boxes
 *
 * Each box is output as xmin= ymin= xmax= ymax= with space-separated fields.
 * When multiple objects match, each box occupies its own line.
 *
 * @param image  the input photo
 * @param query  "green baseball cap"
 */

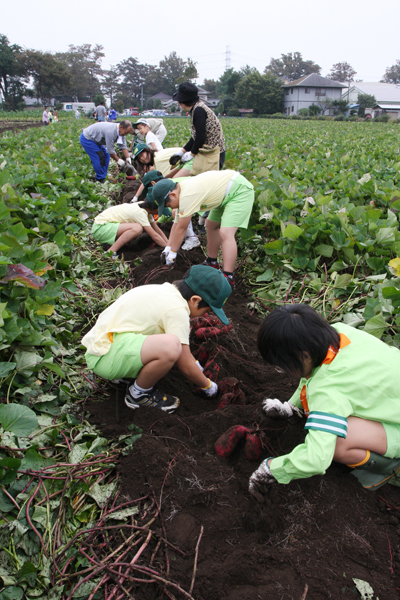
xmin=185 ymin=265 xmax=232 ymax=325
xmin=132 ymin=143 xmax=150 ymax=159
xmin=142 ymin=170 xmax=164 ymax=189
xmin=146 ymin=188 xmax=172 ymax=217
xmin=151 ymin=179 xmax=177 ymax=216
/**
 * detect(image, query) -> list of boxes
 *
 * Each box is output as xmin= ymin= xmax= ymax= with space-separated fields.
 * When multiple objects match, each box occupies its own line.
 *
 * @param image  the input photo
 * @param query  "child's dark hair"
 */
xmin=173 ymin=269 xmax=208 ymax=308
xmin=257 ymin=304 xmax=340 ymax=376
xmin=134 ymin=148 xmax=155 ymax=176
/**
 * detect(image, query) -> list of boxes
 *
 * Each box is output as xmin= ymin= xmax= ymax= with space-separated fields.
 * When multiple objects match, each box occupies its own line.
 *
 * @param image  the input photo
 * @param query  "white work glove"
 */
xmin=169 ymin=150 xmax=184 ymax=166
xmin=117 ymin=159 xmax=125 ymax=167
xmin=130 ymin=196 xmax=139 ymax=204
xmin=196 ymin=360 xmax=204 ymax=372
xmin=249 ymin=459 xmax=277 ymax=500
xmin=126 ymin=157 xmax=132 ymax=164
xmin=181 ymin=151 xmax=193 ymax=164
xmin=165 ymin=251 xmax=177 ymax=266
xmin=262 ymin=399 xmax=299 ymax=418
xmin=201 ymin=380 xmax=218 ymax=398
xmin=161 ymin=246 xmax=171 ymax=264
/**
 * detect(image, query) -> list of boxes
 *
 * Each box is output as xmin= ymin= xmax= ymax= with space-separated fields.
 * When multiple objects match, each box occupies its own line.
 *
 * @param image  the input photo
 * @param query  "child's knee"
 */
xmin=163 ymin=334 xmax=182 ymax=362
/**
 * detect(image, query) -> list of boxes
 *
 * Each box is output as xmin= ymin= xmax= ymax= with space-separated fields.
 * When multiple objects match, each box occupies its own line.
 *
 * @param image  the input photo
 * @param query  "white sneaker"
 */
xmin=181 ymin=237 xmax=201 ymax=251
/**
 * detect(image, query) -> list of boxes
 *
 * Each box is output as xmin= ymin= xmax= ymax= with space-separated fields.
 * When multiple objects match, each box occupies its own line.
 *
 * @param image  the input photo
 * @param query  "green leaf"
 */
xmin=256 ymin=269 xmax=273 ymax=282
xmin=15 ymin=352 xmax=42 ymax=374
xmin=315 ymin=244 xmax=334 ymax=258
xmin=0 ymin=457 xmax=21 ymax=485
xmin=0 ymin=363 xmax=16 ymax=377
xmin=0 ymin=404 xmax=38 ymax=437
xmin=87 ymin=481 xmax=118 ymax=508
xmin=16 ymin=561 xmax=37 ymax=588
xmin=283 ymin=223 xmax=303 ymax=240
xmin=381 ymin=286 xmax=400 ymax=301
xmin=0 ymin=586 xmax=24 ymax=600
xmin=363 ymin=313 xmax=387 ymax=338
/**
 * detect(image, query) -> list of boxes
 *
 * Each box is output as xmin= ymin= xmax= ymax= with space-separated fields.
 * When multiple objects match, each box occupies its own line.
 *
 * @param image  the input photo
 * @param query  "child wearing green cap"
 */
xmin=82 ymin=265 xmax=232 ymax=413
xmin=91 ymin=202 xmax=169 ymax=257
xmin=145 ymin=170 xmax=255 ymax=287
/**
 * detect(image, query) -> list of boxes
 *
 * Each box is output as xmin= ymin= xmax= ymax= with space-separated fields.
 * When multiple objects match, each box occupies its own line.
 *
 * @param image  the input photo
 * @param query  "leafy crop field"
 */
xmin=1 ymin=117 xmax=400 ymax=599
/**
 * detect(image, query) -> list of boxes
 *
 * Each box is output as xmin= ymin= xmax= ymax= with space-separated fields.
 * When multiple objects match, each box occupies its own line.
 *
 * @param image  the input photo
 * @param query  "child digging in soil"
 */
xmin=249 ymin=304 xmax=400 ymax=497
xmin=143 ymin=170 xmax=255 ymax=288
xmin=91 ymin=202 xmax=169 ymax=258
xmin=82 ymin=265 xmax=232 ymax=413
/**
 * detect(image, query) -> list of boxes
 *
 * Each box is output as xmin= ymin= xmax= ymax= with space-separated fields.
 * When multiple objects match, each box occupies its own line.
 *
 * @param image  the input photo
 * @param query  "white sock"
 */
xmin=185 ymin=220 xmax=195 ymax=238
xmin=130 ymin=380 xmax=153 ymax=398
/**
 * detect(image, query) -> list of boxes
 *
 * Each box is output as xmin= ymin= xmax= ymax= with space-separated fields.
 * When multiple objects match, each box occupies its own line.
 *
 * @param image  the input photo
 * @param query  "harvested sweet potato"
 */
xmin=218 ymin=377 xmax=240 ymax=395
xmin=236 ymin=390 xmax=246 ymax=406
xmin=217 ymin=392 xmax=235 ymax=409
xmin=245 ymin=433 xmax=262 ymax=461
xmin=214 ymin=425 xmax=249 ymax=457
xmin=195 ymin=325 xmax=232 ymax=340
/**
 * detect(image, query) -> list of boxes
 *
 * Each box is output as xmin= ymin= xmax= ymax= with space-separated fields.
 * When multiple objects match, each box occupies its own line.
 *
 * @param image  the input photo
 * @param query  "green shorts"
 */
xmin=183 ymin=158 xmax=193 ymax=172
xmin=92 ymin=222 xmax=119 ymax=245
xmin=85 ymin=332 xmax=147 ymax=380
xmin=383 ymin=421 xmax=400 ymax=458
xmin=208 ymin=174 xmax=254 ymax=229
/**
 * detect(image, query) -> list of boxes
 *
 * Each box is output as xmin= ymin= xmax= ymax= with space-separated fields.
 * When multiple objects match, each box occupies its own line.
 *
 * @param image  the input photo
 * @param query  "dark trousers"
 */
xmin=80 ymin=133 xmax=110 ymax=181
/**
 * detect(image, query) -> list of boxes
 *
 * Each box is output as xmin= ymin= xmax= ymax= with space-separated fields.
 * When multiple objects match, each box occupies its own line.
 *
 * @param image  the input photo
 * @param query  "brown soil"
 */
xmin=0 ymin=121 xmax=43 ymax=135
xmin=86 ymin=220 xmax=400 ymax=600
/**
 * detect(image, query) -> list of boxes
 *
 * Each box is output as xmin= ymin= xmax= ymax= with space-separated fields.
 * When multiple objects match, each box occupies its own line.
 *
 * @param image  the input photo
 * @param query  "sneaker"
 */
xmin=222 ymin=272 xmax=236 ymax=289
xmin=125 ymin=385 xmax=180 ymax=413
xmin=182 ymin=236 xmax=201 ymax=251
xmin=202 ymin=259 xmax=219 ymax=269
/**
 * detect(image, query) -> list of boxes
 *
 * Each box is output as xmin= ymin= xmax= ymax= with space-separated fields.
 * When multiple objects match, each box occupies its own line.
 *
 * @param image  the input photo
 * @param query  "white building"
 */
xmin=283 ymin=74 xmax=346 ymax=115
xmin=342 ymin=82 xmax=400 ymax=105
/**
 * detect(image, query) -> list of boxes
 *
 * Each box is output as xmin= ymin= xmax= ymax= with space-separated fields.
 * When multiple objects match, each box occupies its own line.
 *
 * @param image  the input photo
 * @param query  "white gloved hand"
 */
xmin=117 ymin=159 xmax=125 ymax=167
xmin=181 ymin=151 xmax=193 ymax=164
xmin=196 ymin=360 xmax=204 ymax=372
xmin=126 ymin=157 xmax=132 ymax=164
xmin=262 ymin=398 xmax=298 ymax=418
xmin=249 ymin=459 xmax=277 ymax=500
xmin=165 ymin=251 xmax=177 ymax=266
xmin=201 ymin=380 xmax=218 ymax=397
xmin=130 ymin=196 xmax=139 ymax=204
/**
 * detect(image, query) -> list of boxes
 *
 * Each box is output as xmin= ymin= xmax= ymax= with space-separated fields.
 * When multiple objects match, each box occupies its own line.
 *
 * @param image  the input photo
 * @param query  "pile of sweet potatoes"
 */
xmin=191 ymin=314 xmax=232 ymax=340
xmin=214 ymin=425 xmax=267 ymax=461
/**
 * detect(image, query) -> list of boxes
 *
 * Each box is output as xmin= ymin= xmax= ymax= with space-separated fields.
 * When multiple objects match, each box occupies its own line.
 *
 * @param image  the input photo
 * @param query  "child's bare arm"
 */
xmin=143 ymin=225 xmax=167 ymax=248
xmin=150 ymin=222 xmax=169 ymax=245
xmin=176 ymin=344 xmax=210 ymax=387
xmin=169 ymin=216 xmax=191 ymax=252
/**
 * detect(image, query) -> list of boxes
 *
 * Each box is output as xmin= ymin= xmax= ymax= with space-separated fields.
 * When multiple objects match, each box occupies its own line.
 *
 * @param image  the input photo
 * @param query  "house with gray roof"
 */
xmin=283 ymin=74 xmax=347 ymax=115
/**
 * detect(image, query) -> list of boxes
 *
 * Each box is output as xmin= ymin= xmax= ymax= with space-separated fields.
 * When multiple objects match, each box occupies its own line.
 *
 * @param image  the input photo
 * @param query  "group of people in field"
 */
xmin=80 ymin=82 xmax=400 ymax=497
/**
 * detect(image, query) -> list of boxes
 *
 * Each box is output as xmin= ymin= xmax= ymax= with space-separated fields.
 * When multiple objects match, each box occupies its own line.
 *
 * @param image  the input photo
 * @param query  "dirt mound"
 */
xmin=87 ymin=230 xmax=400 ymax=599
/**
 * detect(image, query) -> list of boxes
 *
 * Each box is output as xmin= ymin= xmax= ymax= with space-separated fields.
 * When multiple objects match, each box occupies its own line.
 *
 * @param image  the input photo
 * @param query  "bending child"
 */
xmin=249 ymin=304 xmax=400 ymax=496
xmin=92 ymin=202 xmax=169 ymax=258
xmin=82 ymin=265 xmax=232 ymax=412
xmin=144 ymin=170 xmax=255 ymax=288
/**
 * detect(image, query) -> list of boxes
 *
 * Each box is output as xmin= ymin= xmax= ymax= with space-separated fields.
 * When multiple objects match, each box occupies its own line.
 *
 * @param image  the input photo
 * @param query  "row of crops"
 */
xmin=0 ymin=116 xmax=399 ymax=598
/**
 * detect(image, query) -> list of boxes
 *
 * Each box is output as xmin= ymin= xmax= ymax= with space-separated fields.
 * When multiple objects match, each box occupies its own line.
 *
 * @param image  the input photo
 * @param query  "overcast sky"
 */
xmin=3 ymin=0 xmax=398 ymax=86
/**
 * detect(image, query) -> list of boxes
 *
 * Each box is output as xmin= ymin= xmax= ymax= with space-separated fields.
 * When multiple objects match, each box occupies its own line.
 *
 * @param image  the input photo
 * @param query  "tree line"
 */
xmin=1 ymin=35 xmax=399 ymax=114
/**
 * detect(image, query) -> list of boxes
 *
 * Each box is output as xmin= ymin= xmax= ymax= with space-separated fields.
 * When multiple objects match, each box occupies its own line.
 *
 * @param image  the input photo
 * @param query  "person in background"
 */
xmin=134 ymin=119 xmax=163 ymax=152
xmin=75 ymin=108 xmax=81 ymax=120
xmin=131 ymin=117 xmax=167 ymax=149
xmin=249 ymin=304 xmax=400 ymax=497
xmin=53 ymin=109 xmax=58 ymax=123
xmin=48 ymin=109 xmax=53 ymax=124
xmin=95 ymin=101 xmax=107 ymax=122
xmin=80 ymin=120 xmax=134 ymax=182
xmin=42 ymin=107 xmax=49 ymax=126
xmin=82 ymin=265 xmax=232 ymax=413
xmin=169 ymin=82 xmax=226 ymax=177
xmin=109 ymin=108 xmax=117 ymax=121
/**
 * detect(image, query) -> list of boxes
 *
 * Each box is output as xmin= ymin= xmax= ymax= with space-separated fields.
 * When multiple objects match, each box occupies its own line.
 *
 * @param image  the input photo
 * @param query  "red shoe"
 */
xmin=202 ymin=259 xmax=219 ymax=269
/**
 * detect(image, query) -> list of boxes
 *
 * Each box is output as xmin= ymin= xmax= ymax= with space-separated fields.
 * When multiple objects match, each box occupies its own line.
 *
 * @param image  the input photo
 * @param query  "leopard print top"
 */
xmin=190 ymin=100 xmax=226 ymax=153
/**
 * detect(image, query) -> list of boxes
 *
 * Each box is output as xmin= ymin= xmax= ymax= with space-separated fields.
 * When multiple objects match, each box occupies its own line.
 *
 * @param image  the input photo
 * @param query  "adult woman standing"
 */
xmin=170 ymin=82 xmax=226 ymax=177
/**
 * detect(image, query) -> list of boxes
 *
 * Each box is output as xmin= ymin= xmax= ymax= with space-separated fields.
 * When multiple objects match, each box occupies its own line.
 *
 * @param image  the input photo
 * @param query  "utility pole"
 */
xmin=225 ymin=46 xmax=231 ymax=70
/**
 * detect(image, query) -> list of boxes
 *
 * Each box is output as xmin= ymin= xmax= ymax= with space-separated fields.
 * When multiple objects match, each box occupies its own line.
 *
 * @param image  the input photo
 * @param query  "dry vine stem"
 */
xmin=189 ymin=525 xmax=204 ymax=595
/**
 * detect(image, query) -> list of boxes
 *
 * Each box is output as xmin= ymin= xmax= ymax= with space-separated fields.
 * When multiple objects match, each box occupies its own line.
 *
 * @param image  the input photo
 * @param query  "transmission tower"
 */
xmin=225 ymin=46 xmax=231 ymax=70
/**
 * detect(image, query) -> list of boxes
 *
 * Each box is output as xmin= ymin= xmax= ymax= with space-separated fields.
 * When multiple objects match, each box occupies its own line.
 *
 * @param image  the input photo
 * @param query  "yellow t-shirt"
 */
xmin=81 ymin=283 xmax=190 ymax=356
xmin=94 ymin=203 xmax=154 ymax=227
xmin=174 ymin=170 xmax=236 ymax=222
xmin=154 ymin=147 xmax=183 ymax=176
